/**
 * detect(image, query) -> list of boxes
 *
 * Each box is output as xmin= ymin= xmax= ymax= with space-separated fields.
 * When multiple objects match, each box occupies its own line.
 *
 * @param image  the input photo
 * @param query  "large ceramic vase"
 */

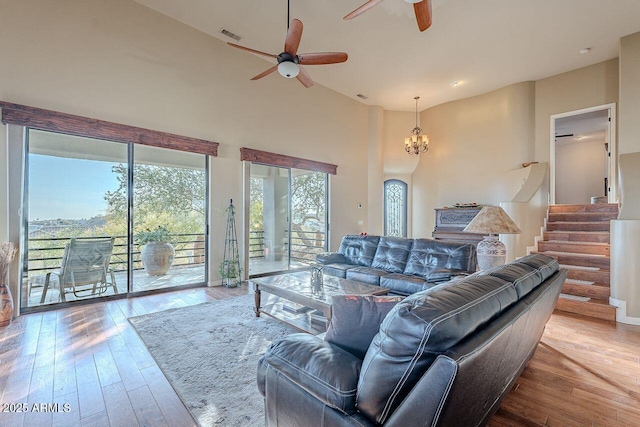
xmin=0 ymin=284 xmax=14 ymax=327
xmin=141 ymin=242 xmax=174 ymax=276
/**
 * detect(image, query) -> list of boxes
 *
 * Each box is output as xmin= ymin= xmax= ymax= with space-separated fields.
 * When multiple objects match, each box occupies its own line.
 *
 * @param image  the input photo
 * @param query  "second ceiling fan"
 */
xmin=344 ymin=0 xmax=433 ymax=32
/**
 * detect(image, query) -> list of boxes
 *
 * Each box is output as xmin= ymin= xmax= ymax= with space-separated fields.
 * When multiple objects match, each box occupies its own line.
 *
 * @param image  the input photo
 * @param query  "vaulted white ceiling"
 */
xmin=134 ymin=0 xmax=640 ymax=111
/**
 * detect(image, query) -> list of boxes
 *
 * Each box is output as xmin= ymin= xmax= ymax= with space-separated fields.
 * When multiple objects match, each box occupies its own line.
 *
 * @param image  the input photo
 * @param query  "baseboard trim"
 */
xmin=609 ymin=297 xmax=640 ymax=325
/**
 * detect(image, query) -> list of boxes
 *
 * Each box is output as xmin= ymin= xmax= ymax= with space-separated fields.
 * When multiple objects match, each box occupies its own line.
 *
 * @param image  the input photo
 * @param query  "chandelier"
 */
xmin=405 ymin=96 xmax=429 ymax=155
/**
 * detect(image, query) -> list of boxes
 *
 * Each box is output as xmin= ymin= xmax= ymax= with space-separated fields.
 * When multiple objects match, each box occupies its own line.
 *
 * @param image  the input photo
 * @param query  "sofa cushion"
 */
xmin=371 ymin=237 xmax=414 ymax=274
xmin=380 ymin=273 xmax=432 ymax=295
xmin=322 ymin=263 xmax=355 ymax=279
xmin=259 ymin=334 xmax=362 ymax=414
xmin=338 ymin=235 xmax=380 ymax=267
xmin=325 ymin=295 xmax=403 ymax=359
xmin=356 ymin=275 xmax=518 ymax=424
xmin=346 ymin=267 xmax=388 ymax=285
xmin=316 ymin=252 xmax=350 ymax=265
xmin=404 ymin=239 xmax=476 ymax=278
xmin=467 ymin=254 xmax=559 ymax=299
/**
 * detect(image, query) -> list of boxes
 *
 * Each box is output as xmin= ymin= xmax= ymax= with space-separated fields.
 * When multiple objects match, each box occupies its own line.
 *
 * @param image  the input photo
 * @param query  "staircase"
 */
xmin=532 ymin=203 xmax=618 ymax=321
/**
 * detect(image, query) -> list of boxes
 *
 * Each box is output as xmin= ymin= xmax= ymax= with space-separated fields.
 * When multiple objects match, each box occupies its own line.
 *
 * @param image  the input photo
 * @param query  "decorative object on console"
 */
xmin=405 ymin=96 xmax=429 ymax=155
xmin=463 ymin=206 xmax=521 ymax=270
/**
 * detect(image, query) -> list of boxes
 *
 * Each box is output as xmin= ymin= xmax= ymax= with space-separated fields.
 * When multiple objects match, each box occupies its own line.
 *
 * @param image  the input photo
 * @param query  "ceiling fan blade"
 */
xmin=344 ymin=0 xmax=385 ymax=20
xmin=296 ymin=66 xmax=314 ymax=88
xmin=298 ymin=52 xmax=348 ymax=65
xmin=251 ymin=65 xmax=278 ymax=81
xmin=284 ymin=19 xmax=303 ymax=55
xmin=228 ymin=42 xmax=277 ymax=59
xmin=414 ymin=0 xmax=433 ymax=32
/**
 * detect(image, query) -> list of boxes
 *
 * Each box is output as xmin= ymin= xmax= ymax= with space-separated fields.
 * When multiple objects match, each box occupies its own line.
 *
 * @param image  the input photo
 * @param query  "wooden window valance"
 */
xmin=0 ymin=101 xmax=219 ymax=156
xmin=240 ymin=147 xmax=337 ymax=175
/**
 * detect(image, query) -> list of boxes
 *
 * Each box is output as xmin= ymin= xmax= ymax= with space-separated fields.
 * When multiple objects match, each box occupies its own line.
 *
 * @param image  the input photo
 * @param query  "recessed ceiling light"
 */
xmin=579 ymin=47 xmax=591 ymax=55
xmin=450 ymin=81 xmax=460 ymax=88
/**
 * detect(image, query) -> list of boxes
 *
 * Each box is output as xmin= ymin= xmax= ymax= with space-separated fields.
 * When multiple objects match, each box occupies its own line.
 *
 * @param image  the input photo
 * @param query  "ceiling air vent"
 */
xmin=220 ymin=28 xmax=241 ymax=41
xmin=356 ymin=94 xmax=368 ymax=99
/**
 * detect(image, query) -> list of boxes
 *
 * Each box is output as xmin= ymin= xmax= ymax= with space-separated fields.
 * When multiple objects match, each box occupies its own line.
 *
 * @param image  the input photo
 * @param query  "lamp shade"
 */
xmin=463 ymin=206 xmax=521 ymax=235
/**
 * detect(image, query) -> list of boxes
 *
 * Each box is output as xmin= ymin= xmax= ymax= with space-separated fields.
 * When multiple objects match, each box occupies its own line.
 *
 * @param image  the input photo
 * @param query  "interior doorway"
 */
xmin=550 ymin=103 xmax=617 ymax=205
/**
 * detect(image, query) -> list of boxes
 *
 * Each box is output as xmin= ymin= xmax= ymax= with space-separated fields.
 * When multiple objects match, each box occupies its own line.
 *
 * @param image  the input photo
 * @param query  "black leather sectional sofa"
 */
xmin=316 ymin=235 xmax=477 ymax=294
xmin=257 ymin=254 xmax=567 ymax=426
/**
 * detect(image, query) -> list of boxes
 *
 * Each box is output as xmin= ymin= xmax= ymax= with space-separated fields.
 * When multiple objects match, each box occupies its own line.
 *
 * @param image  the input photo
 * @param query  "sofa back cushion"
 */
xmin=468 ymin=254 xmax=559 ymax=299
xmin=371 ymin=237 xmax=413 ymax=274
xmin=338 ymin=235 xmax=380 ymax=267
xmin=403 ymin=239 xmax=476 ymax=278
xmin=356 ymin=275 xmax=518 ymax=425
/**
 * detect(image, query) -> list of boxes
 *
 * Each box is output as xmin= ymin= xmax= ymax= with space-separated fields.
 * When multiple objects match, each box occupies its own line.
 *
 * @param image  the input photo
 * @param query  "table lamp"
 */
xmin=463 ymin=206 xmax=521 ymax=270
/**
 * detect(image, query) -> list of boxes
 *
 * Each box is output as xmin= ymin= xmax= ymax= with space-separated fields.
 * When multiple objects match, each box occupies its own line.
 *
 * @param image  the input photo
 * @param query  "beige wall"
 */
xmin=619 ymin=32 xmax=640 ymax=155
xmin=411 ymin=82 xmax=536 ymax=238
xmin=555 ymin=139 xmax=606 ymax=204
xmin=0 ymin=0 xmax=369 ymax=284
xmin=535 ymin=59 xmax=619 ymax=164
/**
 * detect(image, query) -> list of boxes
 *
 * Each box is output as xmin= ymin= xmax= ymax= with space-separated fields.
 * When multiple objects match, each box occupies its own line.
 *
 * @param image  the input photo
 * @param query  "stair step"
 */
xmin=549 ymin=203 xmax=618 ymax=213
xmin=546 ymin=221 xmax=611 ymax=232
xmin=561 ymin=266 xmax=610 ymax=285
xmin=548 ymin=212 xmax=618 ymax=222
xmin=537 ymin=241 xmax=609 ymax=256
xmin=555 ymin=297 xmax=616 ymax=322
xmin=562 ymin=281 xmax=610 ymax=300
xmin=543 ymin=231 xmax=610 ymax=244
xmin=533 ymin=251 xmax=610 ymax=269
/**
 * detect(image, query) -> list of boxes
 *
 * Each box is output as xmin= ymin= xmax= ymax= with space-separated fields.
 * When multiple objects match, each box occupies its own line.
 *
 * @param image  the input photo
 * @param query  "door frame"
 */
xmin=549 ymin=103 xmax=617 ymax=205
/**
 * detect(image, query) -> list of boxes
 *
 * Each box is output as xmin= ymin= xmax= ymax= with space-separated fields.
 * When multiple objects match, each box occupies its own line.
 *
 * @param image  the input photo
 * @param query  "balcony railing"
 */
xmin=26 ymin=233 xmax=206 ymax=278
xmin=249 ymin=229 xmax=326 ymax=265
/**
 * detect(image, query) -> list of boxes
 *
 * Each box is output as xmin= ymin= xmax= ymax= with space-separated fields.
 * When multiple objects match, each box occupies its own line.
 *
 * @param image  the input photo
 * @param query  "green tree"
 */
xmin=104 ymin=164 xmax=206 ymax=235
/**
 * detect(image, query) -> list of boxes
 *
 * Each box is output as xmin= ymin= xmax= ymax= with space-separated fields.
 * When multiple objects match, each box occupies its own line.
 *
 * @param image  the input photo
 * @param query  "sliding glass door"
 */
xmin=248 ymin=164 xmax=328 ymax=277
xmin=23 ymin=129 xmax=208 ymax=309
xmin=132 ymin=145 xmax=207 ymax=291
xmin=24 ymin=130 xmax=129 ymax=307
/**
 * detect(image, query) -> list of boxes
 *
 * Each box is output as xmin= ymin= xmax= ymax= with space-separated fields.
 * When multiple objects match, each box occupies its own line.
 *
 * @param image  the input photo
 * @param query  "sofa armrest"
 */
xmin=316 ymin=252 xmax=349 ymax=265
xmin=384 ymin=355 xmax=458 ymax=427
xmin=258 ymin=333 xmax=362 ymax=413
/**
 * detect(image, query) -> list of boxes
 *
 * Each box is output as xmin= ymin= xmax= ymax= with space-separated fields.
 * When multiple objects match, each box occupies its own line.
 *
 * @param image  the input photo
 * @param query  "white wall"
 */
xmin=555 ymin=139 xmax=606 ymax=204
xmin=0 ymin=0 xmax=369 ymax=288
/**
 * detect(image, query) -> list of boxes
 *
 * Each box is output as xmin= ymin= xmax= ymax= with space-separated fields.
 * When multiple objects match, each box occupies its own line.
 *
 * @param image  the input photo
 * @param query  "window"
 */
xmin=384 ymin=179 xmax=407 ymax=237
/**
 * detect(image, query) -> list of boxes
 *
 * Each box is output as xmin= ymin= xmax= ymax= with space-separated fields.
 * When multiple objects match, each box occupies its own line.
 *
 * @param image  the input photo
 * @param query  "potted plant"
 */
xmin=218 ymin=259 xmax=242 ymax=288
xmin=135 ymin=226 xmax=174 ymax=276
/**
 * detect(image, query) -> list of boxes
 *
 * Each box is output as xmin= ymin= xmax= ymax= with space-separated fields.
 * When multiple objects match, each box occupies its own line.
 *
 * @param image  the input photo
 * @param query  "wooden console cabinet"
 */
xmin=432 ymin=207 xmax=485 ymax=245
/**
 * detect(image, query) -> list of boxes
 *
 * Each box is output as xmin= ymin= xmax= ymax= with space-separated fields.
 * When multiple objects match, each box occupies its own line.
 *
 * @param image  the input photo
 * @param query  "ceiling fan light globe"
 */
xmin=278 ymin=61 xmax=300 ymax=78
xmin=404 ymin=0 xmax=423 ymax=4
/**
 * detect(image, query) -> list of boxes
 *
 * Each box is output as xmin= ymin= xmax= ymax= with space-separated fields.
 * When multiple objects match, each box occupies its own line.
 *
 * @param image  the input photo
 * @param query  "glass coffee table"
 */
xmin=250 ymin=271 xmax=389 ymax=332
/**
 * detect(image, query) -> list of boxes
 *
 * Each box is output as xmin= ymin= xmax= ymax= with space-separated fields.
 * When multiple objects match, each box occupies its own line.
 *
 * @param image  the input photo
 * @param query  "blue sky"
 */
xmin=29 ymin=154 xmax=121 ymax=220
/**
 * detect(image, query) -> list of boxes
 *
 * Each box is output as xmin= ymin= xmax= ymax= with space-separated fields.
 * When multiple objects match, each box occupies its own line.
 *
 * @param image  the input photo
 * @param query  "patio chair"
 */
xmin=40 ymin=237 xmax=118 ymax=303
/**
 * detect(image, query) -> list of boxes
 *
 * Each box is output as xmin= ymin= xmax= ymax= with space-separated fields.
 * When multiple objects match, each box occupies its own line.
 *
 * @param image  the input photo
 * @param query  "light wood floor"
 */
xmin=1 ymin=284 xmax=639 ymax=427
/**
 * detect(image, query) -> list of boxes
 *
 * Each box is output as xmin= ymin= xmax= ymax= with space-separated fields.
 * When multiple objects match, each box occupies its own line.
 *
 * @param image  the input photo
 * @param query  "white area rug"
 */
xmin=129 ymin=294 xmax=295 ymax=426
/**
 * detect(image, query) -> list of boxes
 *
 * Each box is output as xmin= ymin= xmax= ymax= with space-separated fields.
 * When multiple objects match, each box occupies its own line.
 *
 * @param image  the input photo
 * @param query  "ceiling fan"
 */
xmin=227 ymin=12 xmax=348 ymax=88
xmin=344 ymin=0 xmax=433 ymax=32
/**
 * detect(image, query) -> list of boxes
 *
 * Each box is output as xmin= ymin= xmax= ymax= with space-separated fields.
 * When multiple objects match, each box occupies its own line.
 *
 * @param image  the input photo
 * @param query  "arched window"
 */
xmin=384 ymin=179 xmax=407 ymax=237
